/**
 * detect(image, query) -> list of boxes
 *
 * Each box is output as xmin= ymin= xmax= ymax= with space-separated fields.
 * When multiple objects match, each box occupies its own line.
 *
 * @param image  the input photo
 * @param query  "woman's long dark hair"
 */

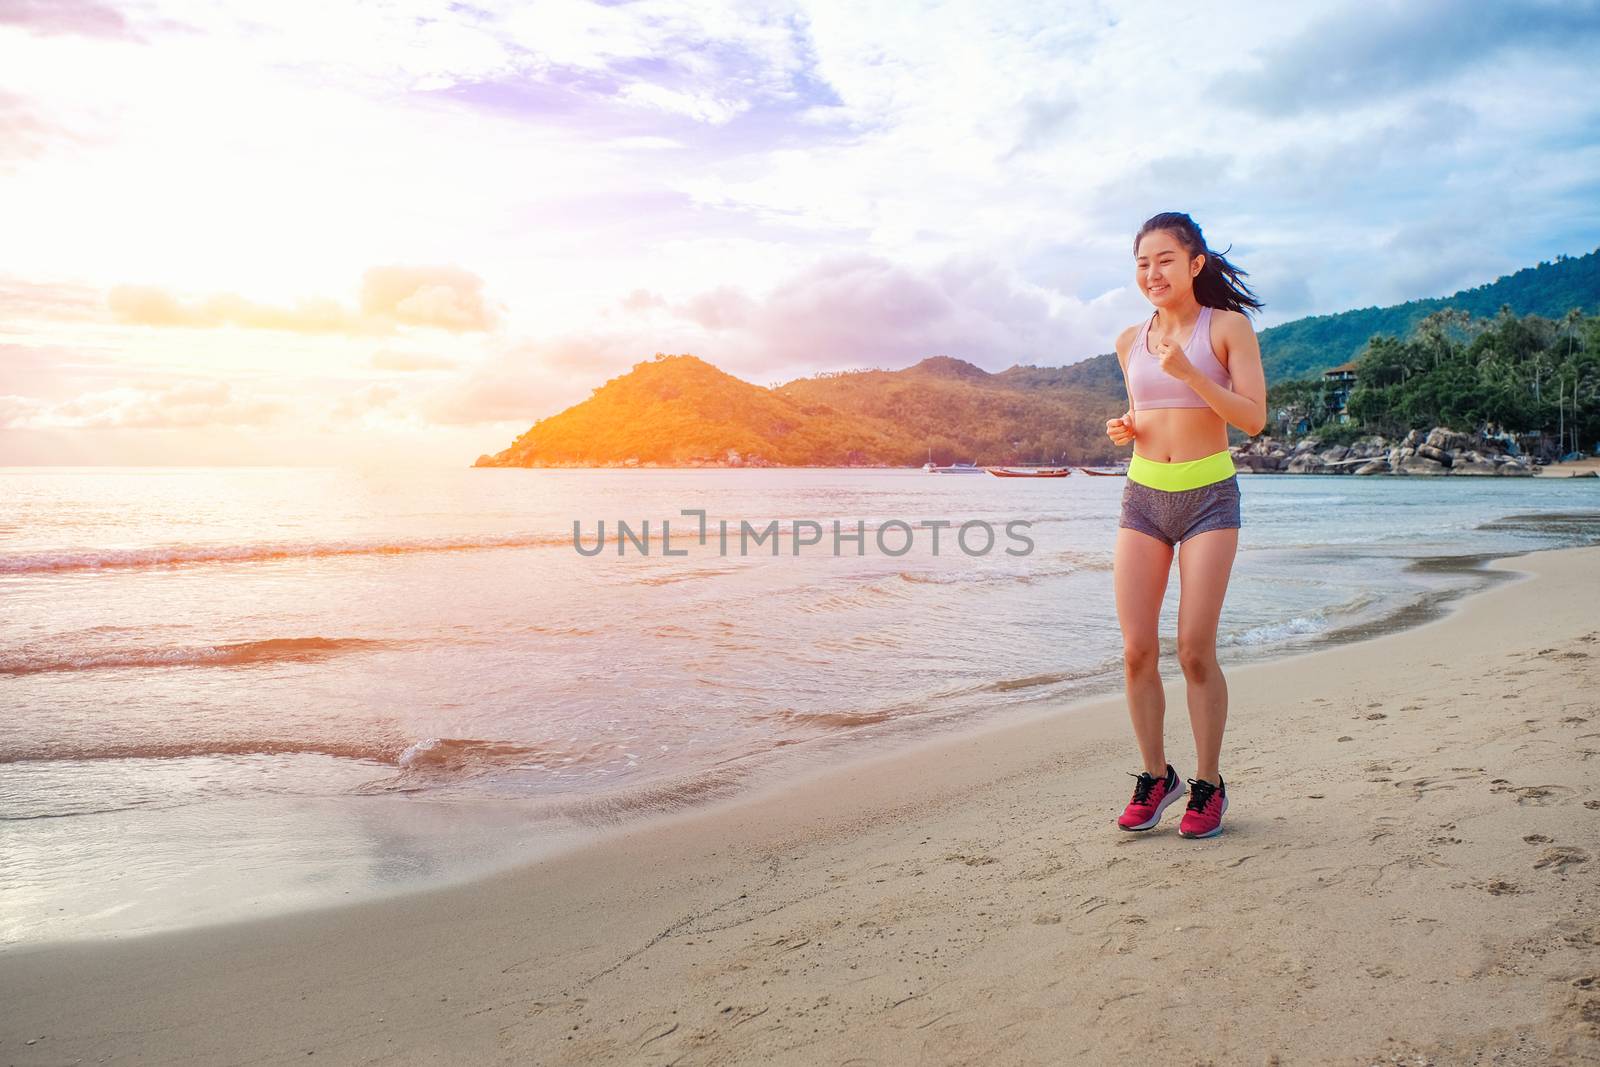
xmin=1134 ymin=212 xmax=1263 ymax=316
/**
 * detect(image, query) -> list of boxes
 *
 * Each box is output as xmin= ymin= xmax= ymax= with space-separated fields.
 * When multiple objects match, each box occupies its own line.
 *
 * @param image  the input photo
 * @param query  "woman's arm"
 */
xmin=1107 ymin=325 xmax=1138 ymax=445
xmin=1159 ymin=310 xmax=1267 ymax=436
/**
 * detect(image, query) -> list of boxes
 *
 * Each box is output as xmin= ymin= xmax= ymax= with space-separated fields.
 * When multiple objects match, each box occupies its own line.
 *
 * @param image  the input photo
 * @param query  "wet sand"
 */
xmin=1535 ymin=455 xmax=1600 ymax=477
xmin=2 ymin=545 xmax=1598 ymax=1065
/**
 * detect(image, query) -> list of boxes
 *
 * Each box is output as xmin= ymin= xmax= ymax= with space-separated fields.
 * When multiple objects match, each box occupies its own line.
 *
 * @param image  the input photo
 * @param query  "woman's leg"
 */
xmin=1114 ymin=526 xmax=1175 ymax=775
xmin=1175 ymin=527 xmax=1238 ymax=784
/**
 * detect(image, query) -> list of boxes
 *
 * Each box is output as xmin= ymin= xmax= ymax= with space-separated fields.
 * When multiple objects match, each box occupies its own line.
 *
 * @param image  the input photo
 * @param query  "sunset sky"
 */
xmin=2 ymin=0 xmax=1598 ymax=466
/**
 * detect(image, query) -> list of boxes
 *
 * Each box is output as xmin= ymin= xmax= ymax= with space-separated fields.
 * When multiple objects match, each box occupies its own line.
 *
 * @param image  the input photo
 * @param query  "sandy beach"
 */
xmin=3 ymin=543 xmax=1598 ymax=1066
xmin=1536 ymin=456 xmax=1600 ymax=478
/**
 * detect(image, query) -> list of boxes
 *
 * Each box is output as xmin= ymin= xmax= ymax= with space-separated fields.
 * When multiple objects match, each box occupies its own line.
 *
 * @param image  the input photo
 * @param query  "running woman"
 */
xmin=1107 ymin=212 xmax=1268 ymax=839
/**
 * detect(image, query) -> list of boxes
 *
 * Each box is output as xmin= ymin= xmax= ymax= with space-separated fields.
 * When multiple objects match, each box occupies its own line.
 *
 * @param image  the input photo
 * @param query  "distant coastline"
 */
xmin=475 ymin=253 xmax=1598 ymax=472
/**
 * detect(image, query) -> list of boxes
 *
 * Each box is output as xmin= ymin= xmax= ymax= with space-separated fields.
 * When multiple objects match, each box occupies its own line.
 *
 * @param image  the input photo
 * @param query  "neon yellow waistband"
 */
xmin=1127 ymin=449 xmax=1236 ymax=491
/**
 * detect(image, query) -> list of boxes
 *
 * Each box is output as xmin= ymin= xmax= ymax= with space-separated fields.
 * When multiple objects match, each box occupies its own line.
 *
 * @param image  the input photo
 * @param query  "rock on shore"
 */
xmin=1233 ymin=427 xmax=1539 ymax=476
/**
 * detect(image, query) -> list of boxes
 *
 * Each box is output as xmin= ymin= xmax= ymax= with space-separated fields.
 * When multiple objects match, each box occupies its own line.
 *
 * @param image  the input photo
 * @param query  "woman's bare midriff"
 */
xmin=1130 ymin=407 xmax=1230 ymax=463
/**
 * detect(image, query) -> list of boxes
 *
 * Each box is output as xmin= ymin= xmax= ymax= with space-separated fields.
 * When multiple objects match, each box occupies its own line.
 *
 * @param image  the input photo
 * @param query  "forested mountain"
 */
xmin=474 ymin=353 xmax=908 ymax=467
xmin=1054 ymin=247 xmax=1600 ymax=393
xmin=474 ymin=354 xmax=1129 ymax=467
xmin=773 ymin=356 xmax=1117 ymax=466
xmin=474 ymin=248 xmax=1600 ymax=468
xmin=1257 ymin=247 xmax=1600 ymax=380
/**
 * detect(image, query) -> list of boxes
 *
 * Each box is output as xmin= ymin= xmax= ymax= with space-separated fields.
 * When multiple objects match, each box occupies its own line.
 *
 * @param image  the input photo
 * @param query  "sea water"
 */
xmin=2 ymin=466 xmax=1597 ymax=943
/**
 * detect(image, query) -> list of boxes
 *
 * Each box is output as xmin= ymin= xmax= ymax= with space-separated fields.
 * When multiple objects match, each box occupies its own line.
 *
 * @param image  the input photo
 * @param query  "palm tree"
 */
xmin=1558 ymin=373 xmax=1567 ymax=458
xmin=1559 ymin=310 xmax=1585 ymax=456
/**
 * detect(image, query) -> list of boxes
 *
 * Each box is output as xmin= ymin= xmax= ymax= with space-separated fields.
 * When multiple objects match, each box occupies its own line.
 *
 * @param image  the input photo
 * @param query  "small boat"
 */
xmin=1077 ymin=464 xmax=1129 ymax=476
xmin=986 ymin=466 xmax=1072 ymax=478
xmin=931 ymin=461 xmax=986 ymax=474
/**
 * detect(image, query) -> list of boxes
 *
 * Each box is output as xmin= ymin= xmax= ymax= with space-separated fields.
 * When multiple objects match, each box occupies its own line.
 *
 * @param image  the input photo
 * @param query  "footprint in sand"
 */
xmin=1533 ymin=846 xmax=1591 ymax=873
xmin=1092 ymin=913 xmax=1150 ymax=957
xmin=1480 ymin=879 xmax=1526 ymax=895
xmin=1489 ymin=782 xmax=1579 ymax=805
xmin=1394 ymin=776 xmax=1465 ymax=799
xmin=1097 ymin=930 xmax=1138 ymax=957
xmin=1550 ymin=992 xmax=1600 ymax=1042
xmin=1552 ymin=918 xmax=1600 ymax=947
xmin=943 ymin=851 xmax=998 ymax=866
xmin=1368 ymin=815 xmax=1403 ymax=843
xmin=1523 ymin=834 xmax=1553 ymax=844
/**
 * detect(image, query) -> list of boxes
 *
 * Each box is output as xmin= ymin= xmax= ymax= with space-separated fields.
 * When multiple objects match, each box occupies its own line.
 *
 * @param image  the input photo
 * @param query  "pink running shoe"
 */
xmin=1178 ymin=775 xmax=1228 ymax=838
xmin=1117 ymin=763 xmax=1185 ymax=831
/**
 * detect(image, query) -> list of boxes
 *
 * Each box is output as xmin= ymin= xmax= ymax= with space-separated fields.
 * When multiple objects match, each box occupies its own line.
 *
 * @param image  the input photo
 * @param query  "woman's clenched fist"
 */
xmin=1105 ymin=411 xmax=1136 ymax=446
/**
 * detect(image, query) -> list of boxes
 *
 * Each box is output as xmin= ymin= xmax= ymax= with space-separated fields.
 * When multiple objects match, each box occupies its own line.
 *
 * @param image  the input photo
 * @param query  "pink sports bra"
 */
xmin=1126 ymin=304 xmax=1231 ymax=409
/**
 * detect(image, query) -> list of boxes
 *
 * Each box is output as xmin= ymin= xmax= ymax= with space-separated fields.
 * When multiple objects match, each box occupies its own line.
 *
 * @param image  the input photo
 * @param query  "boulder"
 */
xmin=1450 ymin=456 xmax=1500 ymax=475
xmin=1425 ymin=428 xmax=1474 ymax=453
xmin=1346 ymin=436 xmax=1387 ymax=457
xmin=1394 ymin=455 xmax=1447 ymax=475
xmin=1415 ymin=443 xmax=1454 ymax=467
xmin=1231 ymin=426 xmax=1556 ymax=476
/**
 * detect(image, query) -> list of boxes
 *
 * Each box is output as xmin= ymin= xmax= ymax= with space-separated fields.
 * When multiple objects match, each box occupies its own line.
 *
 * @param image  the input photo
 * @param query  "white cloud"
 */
xmin=4 ymin=381 xmax=284 ymax=429
xmin=100 ymin=267 xmax=498 ymax=334
xmin=664 ymin=252 xmax=1140 ymax=377
xmin=1 ymin=0 xmax=1596 ymax=464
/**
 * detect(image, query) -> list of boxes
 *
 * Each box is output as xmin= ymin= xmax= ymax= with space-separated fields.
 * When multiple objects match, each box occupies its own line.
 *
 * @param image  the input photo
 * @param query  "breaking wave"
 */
xmin=0 ymin=636 xmax=392 ymax=676
xmin=0 ymin=532 xmax=571 ymax=575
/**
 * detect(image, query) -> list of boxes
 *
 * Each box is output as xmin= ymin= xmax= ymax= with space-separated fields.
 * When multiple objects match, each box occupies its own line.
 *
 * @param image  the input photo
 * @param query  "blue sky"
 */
xmin=1 ymin=0 xmax=1597 ymax=464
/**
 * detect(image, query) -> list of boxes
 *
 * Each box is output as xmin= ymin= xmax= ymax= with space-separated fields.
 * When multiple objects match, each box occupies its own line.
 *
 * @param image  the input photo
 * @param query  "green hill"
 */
xmin=475 ymin=353 xmax=1130 ymax=467
xmin=474 ymin=248 xmax=1600 ymax=467
xmin=1041 ymin=246 xmax=1600 ymax=397
xmin=474 ymin=353 xmax=908 ymax=467
xmin=1258 ymin=247 xmax=1600 ymax=380
xmin=773 ymin=356 xmax=1116 ymax=465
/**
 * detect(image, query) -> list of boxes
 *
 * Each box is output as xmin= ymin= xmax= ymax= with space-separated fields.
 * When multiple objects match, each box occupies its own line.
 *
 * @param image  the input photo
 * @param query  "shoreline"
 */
xmin=0 ymin=539 xmax=1535 ymax=950
xmin=1535 ymin=455 xmax=1600 ymax=477
xmin=4 ymin=543 xmax=1599 ymax=1063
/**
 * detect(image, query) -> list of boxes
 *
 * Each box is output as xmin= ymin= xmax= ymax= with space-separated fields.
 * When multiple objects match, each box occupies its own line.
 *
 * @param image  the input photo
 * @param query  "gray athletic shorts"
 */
xmin=1118 ymin=474 xmax=1242 ymax=547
